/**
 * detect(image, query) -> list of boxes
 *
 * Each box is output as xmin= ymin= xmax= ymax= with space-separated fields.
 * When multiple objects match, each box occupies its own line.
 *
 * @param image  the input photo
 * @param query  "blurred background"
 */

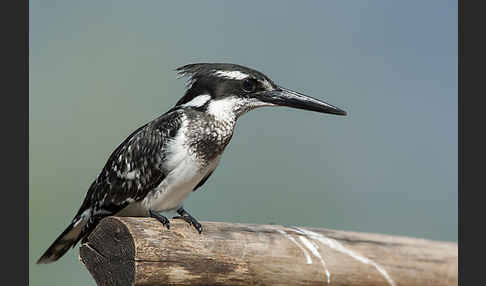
xmin=30 ymin=0 xmax=457 ymax=285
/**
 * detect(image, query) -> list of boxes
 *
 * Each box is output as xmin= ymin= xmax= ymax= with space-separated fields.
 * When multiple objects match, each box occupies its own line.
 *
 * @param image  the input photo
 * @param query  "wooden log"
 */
xmin=79 ymin=217 xmax=457 ymax=286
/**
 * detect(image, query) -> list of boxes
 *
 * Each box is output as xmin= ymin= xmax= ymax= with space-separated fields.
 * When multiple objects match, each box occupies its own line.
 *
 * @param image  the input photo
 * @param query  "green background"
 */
xmin=30 ymin=1 xmax=457 ymax=285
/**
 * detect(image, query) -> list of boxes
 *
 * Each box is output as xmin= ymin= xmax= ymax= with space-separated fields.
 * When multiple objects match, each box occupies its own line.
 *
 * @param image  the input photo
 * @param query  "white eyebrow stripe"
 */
xmin=262 ymin=79 xmax=273 ymax=90
xmin=181 ymin=94 xmax=211 ymax=107
xmin=213 ymin=70 xmax=249 ymax=80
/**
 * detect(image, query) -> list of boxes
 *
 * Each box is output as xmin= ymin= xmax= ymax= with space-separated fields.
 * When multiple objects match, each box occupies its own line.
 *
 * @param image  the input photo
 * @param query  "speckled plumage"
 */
xmin=184 ymin=109 xmax=235 ymax=162
xmin=83 ymin=111 xmax=181 ymax=211
xmin=79 ymin=104 xmax=237 ymax=224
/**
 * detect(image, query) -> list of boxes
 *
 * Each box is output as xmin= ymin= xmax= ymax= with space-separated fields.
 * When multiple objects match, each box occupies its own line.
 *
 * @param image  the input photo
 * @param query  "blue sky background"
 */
xmin=30 ymin=1 xmax=457 ymax=285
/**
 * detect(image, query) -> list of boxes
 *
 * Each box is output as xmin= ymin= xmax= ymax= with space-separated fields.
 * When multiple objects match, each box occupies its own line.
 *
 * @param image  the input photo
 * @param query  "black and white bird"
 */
xmin=37 ymin=63 xmax=347 ymax=264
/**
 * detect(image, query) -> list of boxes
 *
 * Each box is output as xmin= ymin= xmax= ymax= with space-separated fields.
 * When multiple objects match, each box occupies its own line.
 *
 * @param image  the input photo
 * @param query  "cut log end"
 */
xmin=79 ymin=217 xmax=135 ymax=286
xmin=79 ymin=217 xmax=458 ymax=286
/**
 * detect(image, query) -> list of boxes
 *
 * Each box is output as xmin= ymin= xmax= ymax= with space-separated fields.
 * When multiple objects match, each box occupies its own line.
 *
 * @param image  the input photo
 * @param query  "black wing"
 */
xmin=75 ymin=110 xmax=184 ymax=219
xmin=193 ymin=171 xmax=214 ymax=192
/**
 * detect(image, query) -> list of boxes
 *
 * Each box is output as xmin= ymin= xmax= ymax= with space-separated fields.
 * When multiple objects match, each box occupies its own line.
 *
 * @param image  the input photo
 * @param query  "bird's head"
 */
xmin=174 ymin=63 xmax=347 ymax=119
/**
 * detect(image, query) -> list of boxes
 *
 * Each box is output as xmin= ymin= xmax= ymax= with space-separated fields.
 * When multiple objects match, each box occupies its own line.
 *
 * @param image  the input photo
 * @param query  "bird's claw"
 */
xmin=149 ymin=210 xmax=170 ymax=230
xmin=173 ymin=215 xmax=203 ymax=234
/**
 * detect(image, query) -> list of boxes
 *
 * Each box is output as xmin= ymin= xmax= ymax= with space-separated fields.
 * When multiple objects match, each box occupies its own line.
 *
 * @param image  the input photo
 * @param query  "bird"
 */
xmin=37 ymin=63 xmax=347 ymax=264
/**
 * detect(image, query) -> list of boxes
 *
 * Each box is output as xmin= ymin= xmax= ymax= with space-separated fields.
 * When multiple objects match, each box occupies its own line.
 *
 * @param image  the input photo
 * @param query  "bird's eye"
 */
xmin=242 ymin=78 xmax=257 ymax=92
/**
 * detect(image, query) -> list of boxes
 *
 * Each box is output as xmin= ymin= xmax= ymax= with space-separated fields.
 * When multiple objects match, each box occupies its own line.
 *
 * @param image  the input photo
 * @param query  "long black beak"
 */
xmin=257 ymin=86 xmax=347 ymax=116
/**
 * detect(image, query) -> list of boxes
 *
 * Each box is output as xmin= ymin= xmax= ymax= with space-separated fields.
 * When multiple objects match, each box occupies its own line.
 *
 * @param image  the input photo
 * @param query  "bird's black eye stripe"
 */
xmin=242 ymin=78 xmax=257 ymax=92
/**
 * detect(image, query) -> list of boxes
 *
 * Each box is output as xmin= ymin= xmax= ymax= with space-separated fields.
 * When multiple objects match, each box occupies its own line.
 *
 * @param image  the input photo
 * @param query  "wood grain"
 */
xmin=79 ymin=217 xmax=457 ymax=286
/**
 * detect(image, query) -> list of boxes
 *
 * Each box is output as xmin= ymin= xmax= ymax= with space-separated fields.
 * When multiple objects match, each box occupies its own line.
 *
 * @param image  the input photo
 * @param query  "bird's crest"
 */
xmin=175 ymin=63 xmax=269 ymax=87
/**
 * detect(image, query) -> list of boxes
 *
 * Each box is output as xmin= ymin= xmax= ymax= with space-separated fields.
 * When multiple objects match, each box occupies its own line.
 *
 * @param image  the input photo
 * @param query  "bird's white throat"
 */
xmin=207 ymin=96 xmax=272 ymax=121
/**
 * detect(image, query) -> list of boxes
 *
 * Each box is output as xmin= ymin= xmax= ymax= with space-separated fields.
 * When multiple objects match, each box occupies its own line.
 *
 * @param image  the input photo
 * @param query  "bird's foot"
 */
xmin=173 ymin=207 xmax=202 ymax=234
xmin=149 ymin=210 xmax=170 ymax=230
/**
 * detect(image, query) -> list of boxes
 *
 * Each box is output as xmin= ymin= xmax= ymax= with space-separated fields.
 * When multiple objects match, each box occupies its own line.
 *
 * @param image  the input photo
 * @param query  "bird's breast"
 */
xmin=183 ymin=111 xmax=235 ymax=164
xmin=142 ymin=152 xmax=221 ymax=213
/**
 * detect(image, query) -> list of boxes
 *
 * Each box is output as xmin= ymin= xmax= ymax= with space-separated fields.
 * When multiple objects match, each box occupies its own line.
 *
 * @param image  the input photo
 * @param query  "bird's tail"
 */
xmin=37 ymin=217 xmax=90 ymax=264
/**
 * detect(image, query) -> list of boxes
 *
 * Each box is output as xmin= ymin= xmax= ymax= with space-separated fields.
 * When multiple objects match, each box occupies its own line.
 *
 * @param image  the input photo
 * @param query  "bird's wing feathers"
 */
xmin=193 ymin=170 xmax=214 ymax=192
xmin=75 ymin=110 xmax=184 ymax=219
